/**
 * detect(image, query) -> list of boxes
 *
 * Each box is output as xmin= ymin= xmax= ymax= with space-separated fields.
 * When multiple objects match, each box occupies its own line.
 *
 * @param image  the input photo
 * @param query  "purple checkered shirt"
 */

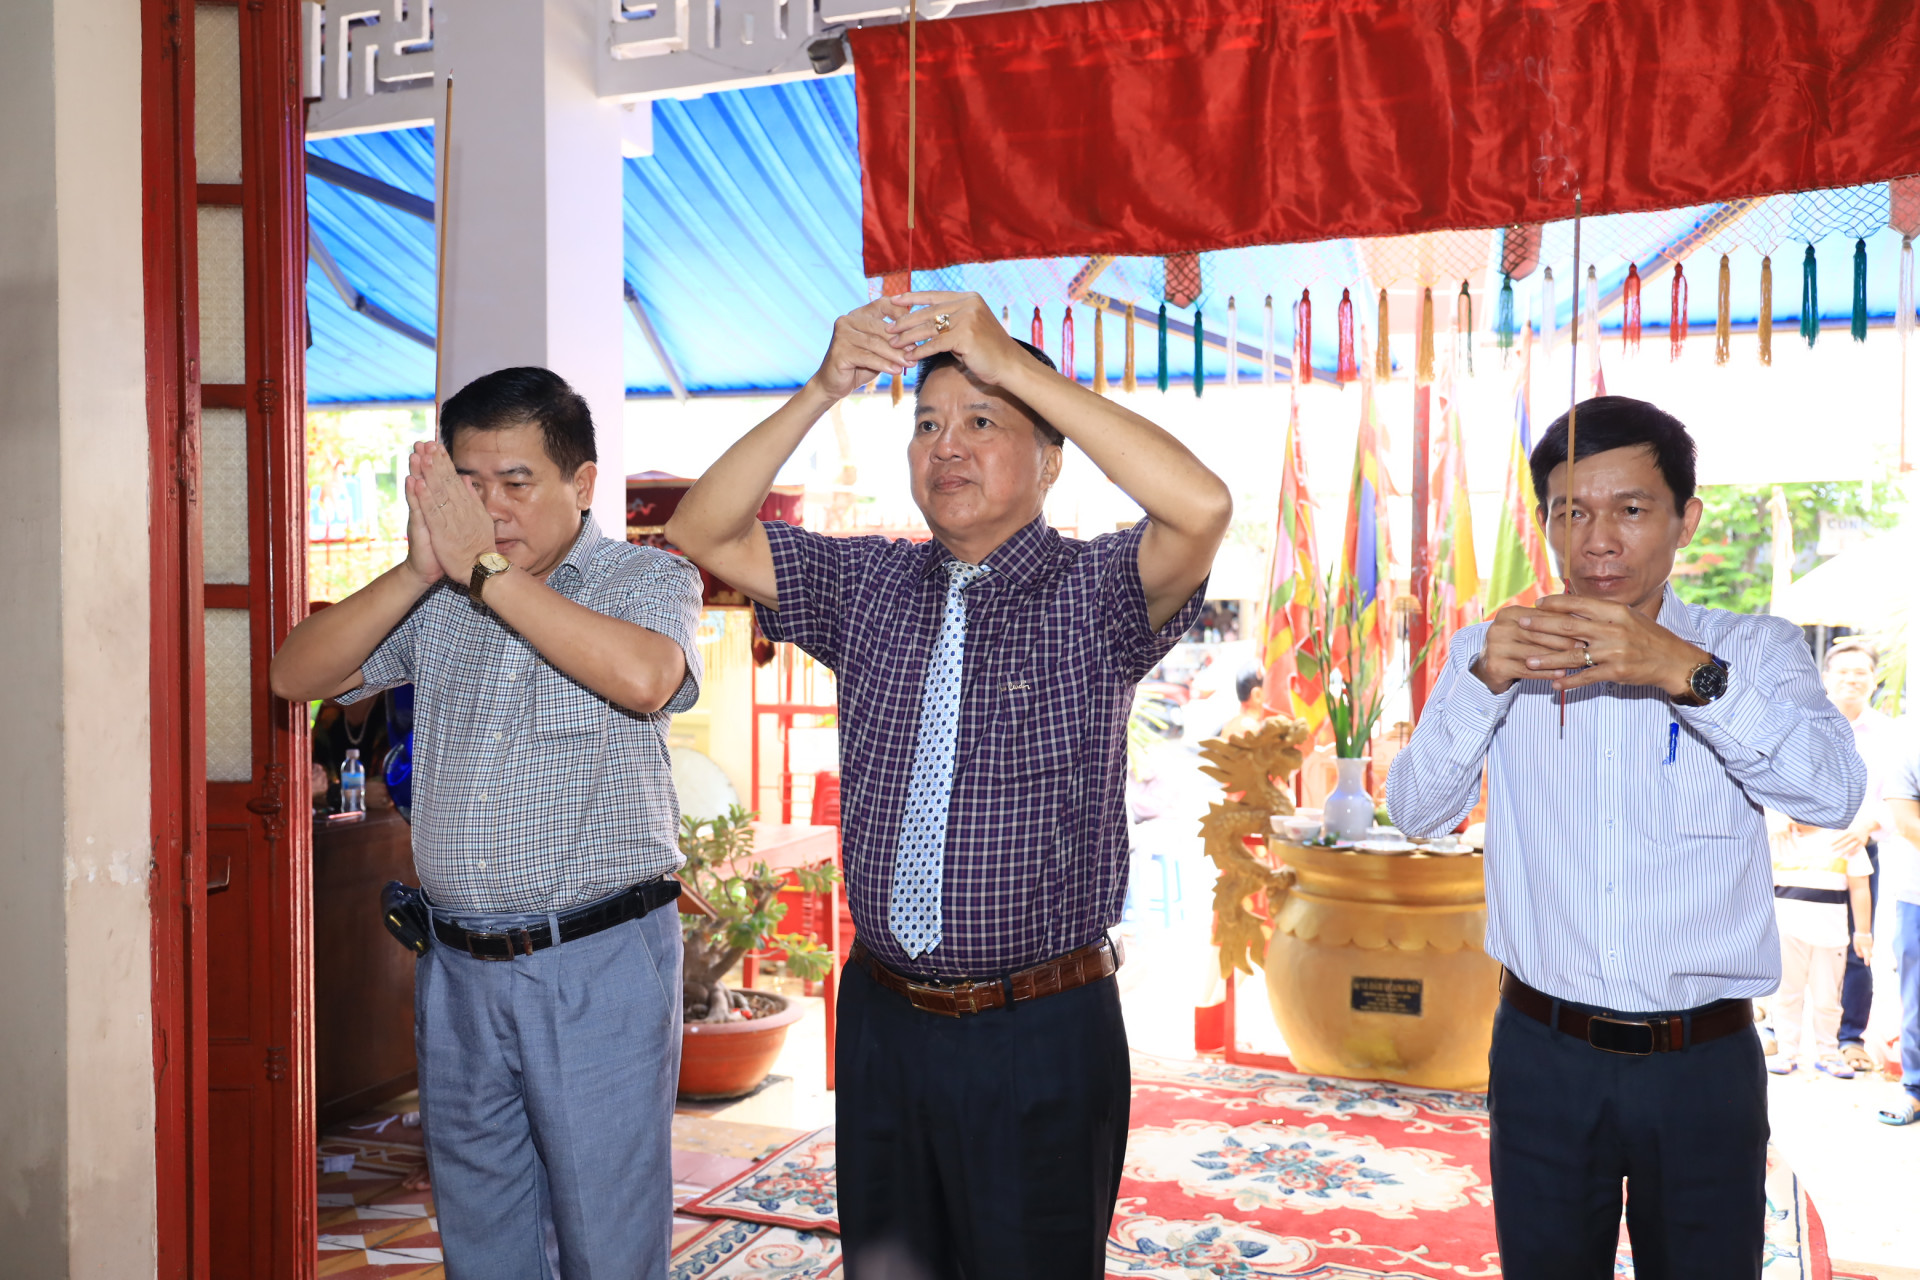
xmin=754 ymin=516 xmax=1205 ymax=979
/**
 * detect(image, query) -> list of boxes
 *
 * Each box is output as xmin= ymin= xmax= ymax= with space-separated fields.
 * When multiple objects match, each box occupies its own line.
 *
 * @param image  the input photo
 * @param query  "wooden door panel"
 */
xmin=205 ymin=1077 xmax=268 ymax=1280
xmin=203 ymin=821 xmax=255 ymax=1042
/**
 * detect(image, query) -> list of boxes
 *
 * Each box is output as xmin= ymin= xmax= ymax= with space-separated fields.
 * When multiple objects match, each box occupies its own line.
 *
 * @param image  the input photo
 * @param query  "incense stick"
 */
xmin=1561 ymin=194 xmax=1582 ymax=731
xmin=434 ymin=75 xmax=454 ymax=412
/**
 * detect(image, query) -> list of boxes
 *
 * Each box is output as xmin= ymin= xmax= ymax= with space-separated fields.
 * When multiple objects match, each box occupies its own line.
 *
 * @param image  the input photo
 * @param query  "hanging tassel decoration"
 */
xmin=1497 ymin=274 xmax=1516 ymax=357
xmin=1156 ymin=304 xmax=1169 ymax=392
xmin=1124 ymin=302 xmax=1137 ymax=393
xmin=1900 ymin=238 xmax=1913 ymax=470
xmin=1226 ymin=296 xmax=1239 ymax=388
xmin=1062 ymin=307 xmax=1076 ymax=382
xmin=1759 ymin=257 xmax=1774 ymax=365
xmin=1296 ymin=289 xmax=1313 ymax=384
xmin=1416 ymin=286 xmax=1435 ymax=383
xmin=1852 ymin=238 xmax=1868 ymax=342
xmin=1585 ymin=264 xmax=1602 ymax=389
xmin=1031 ymin=306 xmax=1045 ymax=354
xmin=1455 ymin=280 xmax=1474 ymax=376
xmin=1376 ymin=288 xmax=1391 ymax=379
xmin=1092 ymin=307 xmax=1106 ymax=393
xmin=1801 ymin=243 xmax=1818 ymax=349
xmin=1193 ymin=308 xmax=1204 ymax=397
xmin=1337 ymin=288 xmax=1357 ymax=381
xmin=1622 ymin=263 xmax=1642 ymax=353
xmin=1728 ymin=253 xmax=1743 ymax=364
xmin=1263 ymin=294 xmax=1276 ymax=386
xmin=1540 ymin=267 xmax=1556 ymax=374
xmin=1670 ymin=262 xmax=1688 ymax=362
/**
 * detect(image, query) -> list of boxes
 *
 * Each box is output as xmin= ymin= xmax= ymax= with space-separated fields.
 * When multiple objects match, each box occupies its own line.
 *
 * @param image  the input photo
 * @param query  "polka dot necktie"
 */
xmin=889 ymin=560 xmax=991 ymax=959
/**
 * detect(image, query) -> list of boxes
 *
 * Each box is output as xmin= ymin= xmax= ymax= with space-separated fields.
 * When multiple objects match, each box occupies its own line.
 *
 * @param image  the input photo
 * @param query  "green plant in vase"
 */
xmin=677 ymin=805 xmax=841 ymax=1023
xmin=1296 ymin=570 xmax=1434 ymax=841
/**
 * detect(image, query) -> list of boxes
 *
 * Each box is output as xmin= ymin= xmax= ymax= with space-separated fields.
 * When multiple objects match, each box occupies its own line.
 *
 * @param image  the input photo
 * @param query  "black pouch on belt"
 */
xmin=381 ymin=880 xmax=432 ymax=955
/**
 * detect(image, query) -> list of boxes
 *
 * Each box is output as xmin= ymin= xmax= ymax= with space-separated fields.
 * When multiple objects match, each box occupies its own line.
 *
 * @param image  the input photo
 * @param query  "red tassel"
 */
xmin=1670 ymin=263 xmax=1688 ymax=361
xmin=1296 ymin=289 xmax=1313 ymax=384
xmin=1336 ymin=288 xmax=1357 ymax=382
xmin=1622 ymin=263 xmax=1641 ymax=353
xmin=1031 ymin=306 xmax=1044 ymax=355
xmin=1061 ymin=307 xmax=1075 ymax=379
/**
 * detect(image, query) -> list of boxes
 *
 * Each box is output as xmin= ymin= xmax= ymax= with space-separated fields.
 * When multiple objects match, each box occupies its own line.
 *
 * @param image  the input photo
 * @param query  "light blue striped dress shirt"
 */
xmin=1386 ymin=584 xmax=1865 ymax=1013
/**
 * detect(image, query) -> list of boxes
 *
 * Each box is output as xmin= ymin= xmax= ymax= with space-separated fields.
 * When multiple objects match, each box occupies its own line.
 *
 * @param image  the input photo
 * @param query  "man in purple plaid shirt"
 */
xmin=669 ymin=291 xmax=1229 ymax=1279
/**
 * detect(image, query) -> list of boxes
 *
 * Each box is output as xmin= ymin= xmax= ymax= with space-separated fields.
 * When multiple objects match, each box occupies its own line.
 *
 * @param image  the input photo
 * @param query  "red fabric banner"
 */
xmin=853 ymin=0 xmax=1920 ymax=276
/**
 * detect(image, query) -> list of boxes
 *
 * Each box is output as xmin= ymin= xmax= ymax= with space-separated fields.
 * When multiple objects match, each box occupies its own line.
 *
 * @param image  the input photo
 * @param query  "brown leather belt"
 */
xmin=849 ymin=937 xmax=1118 ymax=1018
xmin=1500 ymin=970 xmax=1754 ymax=1056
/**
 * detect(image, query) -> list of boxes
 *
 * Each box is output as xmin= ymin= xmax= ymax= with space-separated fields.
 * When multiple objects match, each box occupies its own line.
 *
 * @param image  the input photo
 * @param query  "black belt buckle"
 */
xmin=466 ymin=927 xmax=538 ymax=961
xmin=1588 ymin=1015 xmax=1655 ymax=1056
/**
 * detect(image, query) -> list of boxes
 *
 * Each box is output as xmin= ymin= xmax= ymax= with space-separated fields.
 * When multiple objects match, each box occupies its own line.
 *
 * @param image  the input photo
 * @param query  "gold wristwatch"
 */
xmin=469 ymin=551 xmax=511 ymax=605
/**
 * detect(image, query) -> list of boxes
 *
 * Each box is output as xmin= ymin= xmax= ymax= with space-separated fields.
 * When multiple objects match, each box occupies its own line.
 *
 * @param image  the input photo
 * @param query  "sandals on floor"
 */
xmin=1840 ymin=1044 xmax=1874 ymax=1073
xmin=1876 ymin=1098 xmax=1920 ymax=1127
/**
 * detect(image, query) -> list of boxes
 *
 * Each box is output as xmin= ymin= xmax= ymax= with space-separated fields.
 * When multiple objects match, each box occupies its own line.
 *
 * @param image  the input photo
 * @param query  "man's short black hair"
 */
xmin=1529 ymin=395 xmax=1696 ymax=514
xmin=440 ymin=366 xmax=597 ymax=478
xmin=916 ymin=338 xmax=1066 ymax=447
xmin=1236 ymin=666 xmax=1264 ymax=704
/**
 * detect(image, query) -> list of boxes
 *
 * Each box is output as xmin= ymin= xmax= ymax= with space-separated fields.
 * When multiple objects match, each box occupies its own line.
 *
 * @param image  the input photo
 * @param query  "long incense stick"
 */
xmin=905 ymin=0 xmax=918 ymax=278
xmin=1561 ymin=193 xmax=1582 ymax=731
xmin=434 ymin=74 xmax=454 ymax=411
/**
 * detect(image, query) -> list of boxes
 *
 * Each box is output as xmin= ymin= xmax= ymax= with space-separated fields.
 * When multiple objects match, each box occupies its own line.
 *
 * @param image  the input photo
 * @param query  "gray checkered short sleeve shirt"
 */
xmin=339 ymin=516 xmax=703 ymax=913
xmin=754 ymin=516 xmax=1205 ymax=979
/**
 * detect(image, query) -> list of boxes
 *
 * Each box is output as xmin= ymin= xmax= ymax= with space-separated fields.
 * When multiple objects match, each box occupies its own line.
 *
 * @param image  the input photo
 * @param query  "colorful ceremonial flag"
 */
xmin=1484 ymin=326 xmax=1556 ymax=615
xmin=1423 ymin=352 xmax=1482 ymax=690
xmin=1262 ymin=380 xmax=1328 ymax=739
xmin=1336 ymin=341 xmax=1395 ymax=685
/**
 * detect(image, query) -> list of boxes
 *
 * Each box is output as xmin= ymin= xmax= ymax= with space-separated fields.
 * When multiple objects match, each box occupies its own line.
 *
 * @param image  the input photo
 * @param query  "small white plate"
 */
xmin=1355 ymin=840 xmax=1417 ymax=855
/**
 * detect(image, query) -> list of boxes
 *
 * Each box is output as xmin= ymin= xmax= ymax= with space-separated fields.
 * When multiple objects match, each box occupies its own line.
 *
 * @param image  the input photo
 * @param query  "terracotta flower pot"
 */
xmin=678 ymin=991 xmax=804 ymax=1100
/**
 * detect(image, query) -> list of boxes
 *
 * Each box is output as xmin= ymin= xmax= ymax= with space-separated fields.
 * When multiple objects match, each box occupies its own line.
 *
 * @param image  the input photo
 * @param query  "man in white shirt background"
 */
xmin=1816 ymin=640 xmax=1902 ymax=1072
xmin=1387 ymin=396 xmax=1865 ymax=1278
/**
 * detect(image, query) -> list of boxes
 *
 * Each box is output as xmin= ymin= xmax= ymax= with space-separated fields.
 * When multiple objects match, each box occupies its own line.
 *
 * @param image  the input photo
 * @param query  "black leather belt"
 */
xmin=1500 ymin=970 xmax=1754 ymax=1056
xmin=432 ymin=878 xmax=681 ymax=961
xmin=1774 ymin=885 xmax=1849 ymax=905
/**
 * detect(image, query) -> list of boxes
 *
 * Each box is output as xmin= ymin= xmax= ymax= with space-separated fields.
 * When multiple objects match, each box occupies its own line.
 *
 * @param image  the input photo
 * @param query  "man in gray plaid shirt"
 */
xmin=273 ymin=367 xmax=702 ymax=1280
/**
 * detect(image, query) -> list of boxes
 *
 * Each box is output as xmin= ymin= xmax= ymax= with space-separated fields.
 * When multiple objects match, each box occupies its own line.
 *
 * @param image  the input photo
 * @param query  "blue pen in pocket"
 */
xmin=1665 ymin=721 xmax=1679 ymax=765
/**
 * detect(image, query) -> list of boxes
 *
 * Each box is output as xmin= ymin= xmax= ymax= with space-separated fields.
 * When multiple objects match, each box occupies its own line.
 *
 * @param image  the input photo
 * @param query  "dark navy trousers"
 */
xmin=1487 ymin=999 xmax=1770 ymax=1279
xmin=834 ymin=959 xmax=1131 ymax=1280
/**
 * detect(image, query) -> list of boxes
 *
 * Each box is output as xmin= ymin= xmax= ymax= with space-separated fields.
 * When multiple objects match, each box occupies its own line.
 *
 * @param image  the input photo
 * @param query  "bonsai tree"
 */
xmin=678 ymin=805 xmax=841 ymax=1024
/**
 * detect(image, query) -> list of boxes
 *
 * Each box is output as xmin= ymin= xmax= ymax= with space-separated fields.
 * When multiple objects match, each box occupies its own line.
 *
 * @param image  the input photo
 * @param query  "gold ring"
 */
xmin=933 ymin=313 xmax=953 ymax=333
xmin=1581 ymin=646 xmax=1596 ymax=669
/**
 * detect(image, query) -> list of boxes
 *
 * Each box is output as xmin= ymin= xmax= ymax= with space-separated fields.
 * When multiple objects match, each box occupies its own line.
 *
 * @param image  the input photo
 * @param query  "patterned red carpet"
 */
xmin=318 ymin=1056 xmax=1832 ymax=1278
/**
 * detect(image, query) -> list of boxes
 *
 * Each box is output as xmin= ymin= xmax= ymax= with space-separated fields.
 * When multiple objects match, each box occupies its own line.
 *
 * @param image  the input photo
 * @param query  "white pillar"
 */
xmin=437 ymin=0 xmax=630 ymax=535
xmin=0 ymin=0 xmax=155 ymax=1270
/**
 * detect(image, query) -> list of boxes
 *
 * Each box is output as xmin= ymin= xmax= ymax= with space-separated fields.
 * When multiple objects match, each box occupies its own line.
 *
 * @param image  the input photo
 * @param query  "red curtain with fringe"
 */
xmin=852 ymin=0 xmax=1920 ymax=276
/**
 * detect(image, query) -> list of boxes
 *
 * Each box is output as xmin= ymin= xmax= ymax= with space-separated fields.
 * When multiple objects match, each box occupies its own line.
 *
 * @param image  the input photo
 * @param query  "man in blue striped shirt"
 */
xmin=1387 ymin=396 xmax=1864 ymax=1278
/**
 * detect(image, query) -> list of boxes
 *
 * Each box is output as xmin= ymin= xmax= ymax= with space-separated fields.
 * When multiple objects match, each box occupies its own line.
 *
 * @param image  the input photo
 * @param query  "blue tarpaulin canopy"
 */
xmin=304 ymin=77 xmax=1915 ymax=405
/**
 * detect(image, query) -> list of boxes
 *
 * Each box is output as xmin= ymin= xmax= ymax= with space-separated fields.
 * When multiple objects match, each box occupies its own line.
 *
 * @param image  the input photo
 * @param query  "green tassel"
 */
xmin=1496 ymin=274 xmax=1515 ymax=353
xmin=1852 ymin=238 xmax=1868 ymax=342
xmin=1157 ymin=304 xmax=1169 ymax=392
xmin=1193 ymin=308 xmax=1204 ymax=396
xmin=1801 ymin=243 xmax=1819 ymax=348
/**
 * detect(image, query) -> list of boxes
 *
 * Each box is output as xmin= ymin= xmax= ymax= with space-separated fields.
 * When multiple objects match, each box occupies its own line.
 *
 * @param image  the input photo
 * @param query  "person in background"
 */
xmin=1766 ymin=811 xmax=1874 ymax=1077
xmin=1879 ymin=731 xmax=1920 ymax=1126
xmin=1820 ymin=640 xmax=1900 ymax=1073
xmin=270 ymin=367 xmax=703 ymax=1280
xmin=1385 ymin=397 xmax=1864 ymax=1276
xmin=665 ymin=291 xmax=1230 ymax=1279
xmin=1219 ymin=666 xmax=1268 ymax=742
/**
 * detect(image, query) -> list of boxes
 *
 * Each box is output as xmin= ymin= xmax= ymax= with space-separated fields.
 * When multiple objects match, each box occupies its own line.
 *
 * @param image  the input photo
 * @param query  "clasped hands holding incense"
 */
xmin=1473 ymin=595 xmax=1711 ymax=698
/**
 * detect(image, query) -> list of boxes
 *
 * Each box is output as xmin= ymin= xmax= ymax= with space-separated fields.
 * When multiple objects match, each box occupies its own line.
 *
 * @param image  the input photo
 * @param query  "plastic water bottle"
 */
xmin=340 ymin=749 xmax=366 ymax=815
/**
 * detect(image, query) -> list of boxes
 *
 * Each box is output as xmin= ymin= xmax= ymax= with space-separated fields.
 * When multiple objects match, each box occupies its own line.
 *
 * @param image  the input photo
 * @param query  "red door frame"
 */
xmin=146 ymin=2 xmax=210 ymax=1274
xmin=148 ymin=1 xmax=313 ymax=1274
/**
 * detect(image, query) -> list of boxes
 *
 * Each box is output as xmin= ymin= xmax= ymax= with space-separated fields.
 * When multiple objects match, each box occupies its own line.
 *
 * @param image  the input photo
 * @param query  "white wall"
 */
xmin=0 ymin=0 xmax=156 ymax=1272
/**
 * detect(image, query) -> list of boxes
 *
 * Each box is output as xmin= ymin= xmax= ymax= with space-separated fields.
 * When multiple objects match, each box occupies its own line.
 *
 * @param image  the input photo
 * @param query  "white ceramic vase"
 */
xmin=1323 ymin=757 xmax=1376 ymax=843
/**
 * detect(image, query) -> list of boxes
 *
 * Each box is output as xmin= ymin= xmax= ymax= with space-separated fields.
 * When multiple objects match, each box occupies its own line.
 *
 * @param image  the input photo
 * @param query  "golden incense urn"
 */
xmin=1200 ymin=720 xmax=1499 ymax=1090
